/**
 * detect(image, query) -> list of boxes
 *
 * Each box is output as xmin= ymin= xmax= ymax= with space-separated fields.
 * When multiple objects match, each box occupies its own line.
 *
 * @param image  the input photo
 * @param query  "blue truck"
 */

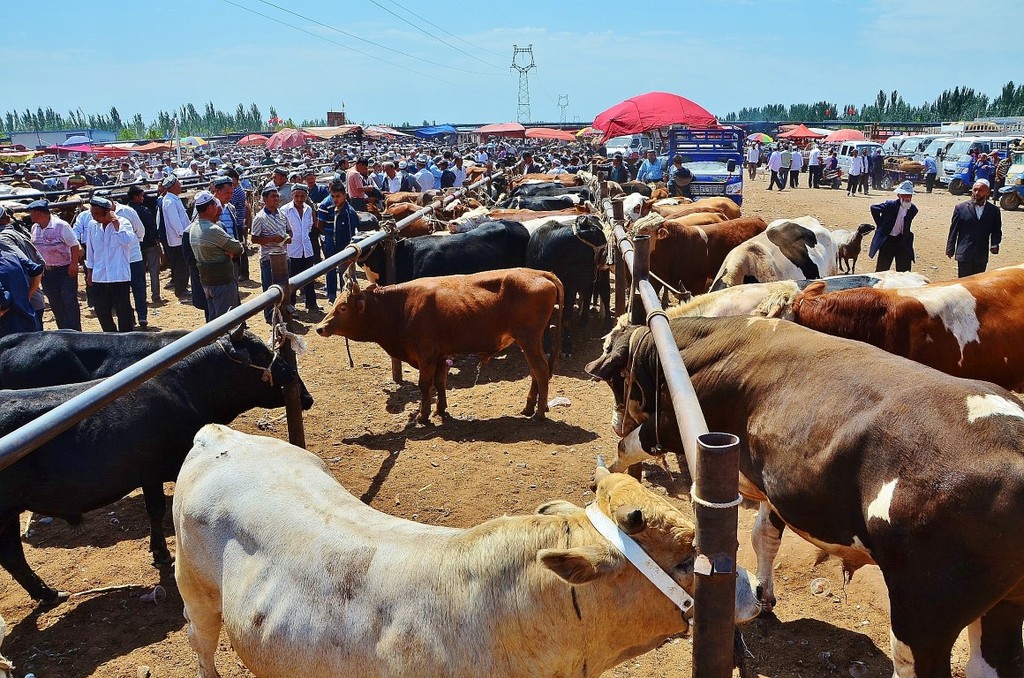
xmin=665 ymin=127 xmax=745 ymax=206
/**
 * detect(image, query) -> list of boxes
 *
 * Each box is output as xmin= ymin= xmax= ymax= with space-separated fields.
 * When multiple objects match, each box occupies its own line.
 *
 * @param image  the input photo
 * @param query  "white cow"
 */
xmin=0 ymin=614 xmax=13 ymax=678
xmin=174 ymin=425 xmax=760 ymax=678
xmin=709 ymin=216 xmax=839 ymax=291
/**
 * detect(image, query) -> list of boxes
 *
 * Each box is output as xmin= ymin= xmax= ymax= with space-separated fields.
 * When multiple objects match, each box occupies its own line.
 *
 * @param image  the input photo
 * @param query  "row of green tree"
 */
xmin=0 ymin=102 xmax=309 ymax=139
xmin=723 ymin=82 xmax=1024 ymax=123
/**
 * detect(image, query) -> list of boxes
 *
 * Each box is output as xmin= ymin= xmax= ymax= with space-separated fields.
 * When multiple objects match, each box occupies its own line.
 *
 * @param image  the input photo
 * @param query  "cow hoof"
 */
xmin=152 ymin=551 xmax=175 ymax=568
xmin=38 ymin=589 xmax=69 ymax=607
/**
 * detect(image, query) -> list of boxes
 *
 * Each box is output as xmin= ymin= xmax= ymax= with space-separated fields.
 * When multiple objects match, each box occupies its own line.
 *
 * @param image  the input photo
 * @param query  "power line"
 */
xmin=366 ymin=0 xmax=502 ymax=71
xmin=252 ymin=0 xmax=492 ymax=76
xmin=382 ymin=0 xmax=507 ymax=61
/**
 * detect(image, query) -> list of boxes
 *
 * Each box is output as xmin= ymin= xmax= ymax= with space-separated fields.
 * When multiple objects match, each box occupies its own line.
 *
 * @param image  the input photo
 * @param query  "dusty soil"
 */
xmin=1 ymin=175 xmax=1022 ymax=677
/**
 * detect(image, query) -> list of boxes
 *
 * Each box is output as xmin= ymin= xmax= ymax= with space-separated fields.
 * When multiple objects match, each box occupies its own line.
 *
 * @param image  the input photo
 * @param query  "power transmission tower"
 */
xmin=557 ymin=94 xmax=569 ymax=124
xmin=510 ymin=44 xmax=536 ymax=123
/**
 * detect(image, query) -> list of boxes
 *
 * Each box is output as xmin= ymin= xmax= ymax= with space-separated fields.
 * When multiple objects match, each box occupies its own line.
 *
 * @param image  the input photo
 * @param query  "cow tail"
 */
xmin=549 ymin=273 xmax=564 ymax=374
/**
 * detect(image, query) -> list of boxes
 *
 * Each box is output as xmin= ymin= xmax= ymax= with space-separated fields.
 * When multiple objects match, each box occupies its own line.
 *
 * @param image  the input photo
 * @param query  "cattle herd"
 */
xmin=1 ymin=168 xmax=1023 ymax=678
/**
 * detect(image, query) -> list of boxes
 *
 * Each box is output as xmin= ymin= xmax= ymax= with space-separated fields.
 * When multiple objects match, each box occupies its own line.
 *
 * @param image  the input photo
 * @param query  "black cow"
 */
xmin=0 ymin=328 xmax=313 ymax=604
xmin=511 ymin=183 xmax=594 ymax=201
xmin=507 ymin=195 xmax=583 ymax=211
xmin=358 ymin=220 xmax=529 ymax=285
xmin=525 ymin=215 xmax=608 ymax=355
xmin=0 ymin=329 xmax=189 ymax=389
xmin=356 ymin=212 xmax=379 ymax=232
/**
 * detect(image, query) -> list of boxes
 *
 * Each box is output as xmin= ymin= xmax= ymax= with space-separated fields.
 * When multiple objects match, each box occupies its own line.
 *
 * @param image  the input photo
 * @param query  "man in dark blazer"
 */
xmin=868 ymin=180 xmax=919 ymax=272
xmin=946 ymin=179 xmax=1002 ymax=278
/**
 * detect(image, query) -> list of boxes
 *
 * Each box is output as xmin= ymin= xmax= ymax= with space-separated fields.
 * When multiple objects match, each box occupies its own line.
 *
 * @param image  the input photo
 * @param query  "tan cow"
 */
xmin=0 ymin=614 xmax=12 ymax=678
xmin=174 ymin=425 xmax=761 ymax=678
xmin=652 ymin=197 xmax=742 ymax=221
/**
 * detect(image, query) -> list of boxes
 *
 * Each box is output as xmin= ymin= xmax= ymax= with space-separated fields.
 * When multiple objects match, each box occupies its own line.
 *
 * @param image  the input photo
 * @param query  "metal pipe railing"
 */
xmin=0 ymin=170 xmax=502 ymax=471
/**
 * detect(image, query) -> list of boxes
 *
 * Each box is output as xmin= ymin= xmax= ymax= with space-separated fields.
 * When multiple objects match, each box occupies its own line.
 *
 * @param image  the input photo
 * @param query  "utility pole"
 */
xmin=557 ymin=94 xmax=569 ymax=125
xmin=511 ymin=44 xmax=536 ymax=124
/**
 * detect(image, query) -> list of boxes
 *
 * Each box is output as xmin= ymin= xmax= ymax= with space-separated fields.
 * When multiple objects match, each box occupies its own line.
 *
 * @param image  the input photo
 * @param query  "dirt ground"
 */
xmin=1 ymin=174 xmax=1022 ymax=678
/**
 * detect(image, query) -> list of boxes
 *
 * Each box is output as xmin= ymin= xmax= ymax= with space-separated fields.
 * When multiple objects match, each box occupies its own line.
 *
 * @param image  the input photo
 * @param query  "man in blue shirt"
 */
xmin=922 ymin=154 xmax=938 ymax=194
xmin=637 ymin=150 xmax=665 ymax=183
xmin=316 ymin=179 xmax=359 ymax=303
xmin=0 ymin=242 xmax=43 ymax=337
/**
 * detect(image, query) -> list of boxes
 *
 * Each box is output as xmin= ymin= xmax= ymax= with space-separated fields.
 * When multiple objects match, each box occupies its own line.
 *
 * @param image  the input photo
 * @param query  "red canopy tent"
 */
xmin=592 ymin=91 xmax=717 ymax=140
xmin=524 ymin=128 xmax=575 ymax=141
xmin=474 ymin=122 xmax=526 ymax=138
xmin=46 ymin=144 xmax=132 ymax=157
xmin=133 ymin=141 xmax=172 ymax=153
xmin=265 ymin=128 xmax=308 ymax=150
xmin=777 ymin=124 xmax=825 ymax=140
xmin=824 ymin=129 xmax=866 ymax=143
xmin=236 ymin=134 xmax=269 ymax=147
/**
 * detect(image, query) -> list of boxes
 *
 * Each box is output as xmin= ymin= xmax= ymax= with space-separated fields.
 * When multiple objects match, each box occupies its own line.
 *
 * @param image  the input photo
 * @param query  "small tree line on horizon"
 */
xmin=0 ymin=101 xmax=333 ymax=140
xmin=722 ymin=82 xmax=1024 ymax=123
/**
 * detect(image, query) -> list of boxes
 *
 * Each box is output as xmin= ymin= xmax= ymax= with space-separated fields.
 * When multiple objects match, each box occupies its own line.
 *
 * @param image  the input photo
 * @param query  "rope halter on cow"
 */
xmin=217 ymin=328 xmax=276 ymax=386
xmin=622 ymin=327 xmax=663 ymax=456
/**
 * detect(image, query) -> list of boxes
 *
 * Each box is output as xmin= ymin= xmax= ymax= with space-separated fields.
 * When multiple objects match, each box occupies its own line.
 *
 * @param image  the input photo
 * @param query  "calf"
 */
xmin=525 ymin=215 xmax=608 ymax=355
xmin=709 ymin=216 xmax=838 ymax=291
xmin=0 ymin=329 xmax=188 ymax=389
xmin=0 ymin=328 xmax=313 ymax=604
xmin=358 ymin=219 xmax=530 ymax=285
xmin=174 ymin=425 xmax=760 ymax=678
xmin=789 ymin=263 xmax=1024 ymax=390
xmin=652 ymin=196 xmax=741 ymax=221
xmin=316 ymin=268 xmax=562 ymax=423
xmin=587 ymin=315 xmax=1024 ymax=677
xmin=833 ymin=222 xmax=876 ymax=273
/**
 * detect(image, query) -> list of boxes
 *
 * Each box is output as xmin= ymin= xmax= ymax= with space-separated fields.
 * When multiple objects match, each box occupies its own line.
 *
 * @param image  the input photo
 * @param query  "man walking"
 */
xmin=159 ymin=175 xmax=190 ymax=298
xmin=28 ymin=199 xmax=81 ymax=330
xmin=922 ymin=153 xmax=938 ymax=194
xmin=847 ymin=150 xmax=863 ymax=196
xmin=189 ymin=190 xmax=243 ymax=320
xmin=83 ymin=196 xmax=135 ymax=332
xmin=767 ymin=147 xmax=785 ymax=191
xmin=789 ymin=146 xmax=803 ymax=188
xmin=946 ymin=179 xmax=1001 ymax=278
xmin=746 ymin=142 xmax=759 ymax=180
xmin=868 ymin=181 xmax=919 ymax=273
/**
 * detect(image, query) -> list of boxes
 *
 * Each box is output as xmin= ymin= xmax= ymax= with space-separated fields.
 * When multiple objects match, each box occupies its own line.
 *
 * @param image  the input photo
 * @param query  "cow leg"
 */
xmin=560 ymin=284 xmax=578 ymax=357
xmin=519 ymin=340 xmax=550 ymax=419
xmin=143 ymin=482 xmax=173 ymax=566
xmin=433 ymin=363 xmax=450 ymax=420
xmin=417 ymin=362 xmax=436 ymax=424
xmin=751 ymin=503 xmax=785 ymax=612
xmin=0 ymin=513 xmax=65 ymax=604
xmin=182 ymin=596 xmax=224 ymax=678
xmin=577 ymin=276 xmax=596 ymax=328
xmin=967 ymin=601 xmax=1024 ymax=677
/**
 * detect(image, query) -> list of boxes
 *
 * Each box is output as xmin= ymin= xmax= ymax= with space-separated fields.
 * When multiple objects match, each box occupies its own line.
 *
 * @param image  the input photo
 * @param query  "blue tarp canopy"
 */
xmin=414 ymin=124 xmax=457 ymax=139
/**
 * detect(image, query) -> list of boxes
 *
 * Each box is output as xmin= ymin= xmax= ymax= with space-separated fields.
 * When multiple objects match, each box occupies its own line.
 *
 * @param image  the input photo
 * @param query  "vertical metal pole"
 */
xmin=383 ymin=235 xmax=403 ymax=384
xmin=269 ymin=252 xmax=306 ymax=449
xmin=612 ymin=199 xmax=627 ymax=316
xmin=692 ymin=432 xmax=741 ymax=678
xmin=630 ymin=234 xmax=651 ymax=325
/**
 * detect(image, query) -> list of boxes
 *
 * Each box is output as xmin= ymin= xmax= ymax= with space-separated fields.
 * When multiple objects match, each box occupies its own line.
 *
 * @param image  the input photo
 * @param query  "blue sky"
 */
xmin=3 ymin=0 xmax=1020 ymax=127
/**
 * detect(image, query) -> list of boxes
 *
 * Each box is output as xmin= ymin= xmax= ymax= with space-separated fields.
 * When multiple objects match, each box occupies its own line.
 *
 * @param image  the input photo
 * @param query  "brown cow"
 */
xmin=509 ymin=173 xmax=581 ymax=189
xmin=651 ymin=196 xmax=741 ymax=221
xmin=788 ymin=263 xmax=1024 ymax=390
xmin=383 ymin=190 xmax=438 ymax=209
xmin=315 ymin=268 xmax=563 ymax=423
xmin=633 ymin=216 xmax=767 ymax=296
xmin=486 ymin=206 xmax=590 ymax=222
xmin=384 ymin=202 xmax=435 ymax=237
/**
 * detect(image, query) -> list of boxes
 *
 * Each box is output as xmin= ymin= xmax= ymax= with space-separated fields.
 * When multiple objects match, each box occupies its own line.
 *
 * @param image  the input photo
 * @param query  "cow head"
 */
xmin=539 ymin=460 xmax=761 ymax=627
xmin=586 ymin=319 xmax=660 ymax=443
xmin=315 ymin=272 xmax=375 ymax=339
xmin=217 ymin=327 xmax=314 ymax=411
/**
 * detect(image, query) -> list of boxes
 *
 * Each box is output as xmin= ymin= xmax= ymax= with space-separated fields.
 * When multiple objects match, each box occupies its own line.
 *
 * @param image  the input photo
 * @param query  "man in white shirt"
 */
xmin=847 ymin=150 xmax=863 ymax=196
xmin=159 ymin=175 xmax=191 ymax=297
xmin=113 ymin=198 xmax=148 ymax=327
xmin=28 ymin=199 xmax=81 ymax=330
xmin=451 ymin=155 xmax=467 ymax=188
xmin=807 ymin=144 xmax=821 ymax=189
xmin=789 ymin=146 xmax=804 ymax=188
xmin=414 ymin=157 xmax=435 ymax=192
xmin=766 ymin=147 xmax=785 ymax=191
xmin=474 ymin=146 xmax=489 ymax=164
xmin=281 ymin=183 xmax=319 ymax=313
xmin=83 ymin=196 xmax=136 ymax=332
xmin=746 ymin=143 xmax=760 ymax=179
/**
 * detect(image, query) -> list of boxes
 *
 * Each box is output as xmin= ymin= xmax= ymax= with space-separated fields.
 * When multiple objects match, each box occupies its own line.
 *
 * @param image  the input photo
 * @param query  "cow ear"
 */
xmin=229 ymin=324 xmax=246 ymax=342
xmin=356 ymin=298 xmax=366 ymax=313
xmin=613 ymin=506 xmax=646 ymax=535
xmin=539 ymin=545 xmax=622 ymax=584
xmin=656 ymin=226 xmax=670 ymax=240
xmin=802 ymin=281 xmax=827 ymax=298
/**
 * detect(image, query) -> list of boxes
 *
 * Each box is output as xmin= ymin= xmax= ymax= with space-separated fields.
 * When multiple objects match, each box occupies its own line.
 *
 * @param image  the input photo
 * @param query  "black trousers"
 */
xmin=847 ymin=174 xmax=860 ymax=194
xmin=789 ymin=169 xmax=800 ymax=187
xmin=874 ymin=235 xmax=913 ymax=273
xmin=809 ymin=165 xmax=821 ymax=188
xmin=289 ymin=256 xmax=318 ymax=308
xmin=165 ymin=245 xmax=189 ymax=296
xmin=768 ymin=170 xmax=786 ymax=190
xmin=92 ymin=281 xmax=134 ymax=332
xmin=925 ymin=173 xmax=936 ymax=193
xmin=957 ymin=258 xmax=987 ymax=278
xmin=859 ymin=174 xmax=870 ymax=194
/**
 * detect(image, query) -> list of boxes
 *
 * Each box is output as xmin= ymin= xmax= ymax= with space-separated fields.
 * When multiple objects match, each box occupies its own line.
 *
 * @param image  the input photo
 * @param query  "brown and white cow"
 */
xmin=587 ymin=314 xmax=1024 ymax=677
xmin=174 ymin=425 xmax=761 ymax=678
xmin=631 ymin=216 xmax=767 ymax=297
xmin=785 ymin=263 xmax=1024 ymax=391
xmin=315 ymin=268 xmax=562 ymax=423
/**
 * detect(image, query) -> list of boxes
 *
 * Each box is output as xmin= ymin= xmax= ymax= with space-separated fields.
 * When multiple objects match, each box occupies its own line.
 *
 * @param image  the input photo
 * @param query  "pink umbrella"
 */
xmin=524 ymin=128 xmax=576 ymax=141
xmin=474 ymin=122 xmax=526 ymax=138
xmin=824 ymin=129 xmax=866 ymax=143
xmin=237 ymin=134 xmax=269 ymax=147
xmin=593 ymin=91 xmax=717 ymax=140
xmin=265 ymin=128 xmax=307 ymax=150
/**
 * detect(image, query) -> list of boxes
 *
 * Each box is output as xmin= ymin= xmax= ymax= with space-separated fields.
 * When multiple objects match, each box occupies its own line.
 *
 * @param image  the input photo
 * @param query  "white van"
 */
xmin=605 ymin=134 xmax=654 ymax=158
xmin=939 ymin=137 xmax=995 ymax=185
xmin=922 ymin=137 xmax=957 ymax=162
xmin=897 ymin=135 xmax=942 ymax=160
xmin=836 ymin=141 xmax=884 ymax=176
xmin=881 ymin=135 xmax=909 ymax=155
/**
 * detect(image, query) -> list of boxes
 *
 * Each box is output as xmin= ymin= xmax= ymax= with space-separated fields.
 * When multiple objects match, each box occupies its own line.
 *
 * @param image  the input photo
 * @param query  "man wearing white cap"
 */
xmin=83 ymin=196 xmax=136 ymax=332
xmin=189 ymin=191 xmax=243 ymax=320
xmin=868 ymin=180 xmax=919 ymax=273
xmin=946 ymin=179 xmax=1002 ymax=278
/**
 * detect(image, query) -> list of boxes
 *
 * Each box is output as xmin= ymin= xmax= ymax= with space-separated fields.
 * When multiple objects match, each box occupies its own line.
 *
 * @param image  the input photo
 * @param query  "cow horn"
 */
xmin=592 ymin=455 xmax=611 ymax=489
xmin=613 ymin=506 xmax=646 ymax=535
xmin=228 ymin=324 xmax=246 ymax=342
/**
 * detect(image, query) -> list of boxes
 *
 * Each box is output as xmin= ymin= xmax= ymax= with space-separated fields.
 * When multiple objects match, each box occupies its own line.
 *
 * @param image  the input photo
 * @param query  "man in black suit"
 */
xmin=946 ymin=179 xmax=1002 ymax=278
